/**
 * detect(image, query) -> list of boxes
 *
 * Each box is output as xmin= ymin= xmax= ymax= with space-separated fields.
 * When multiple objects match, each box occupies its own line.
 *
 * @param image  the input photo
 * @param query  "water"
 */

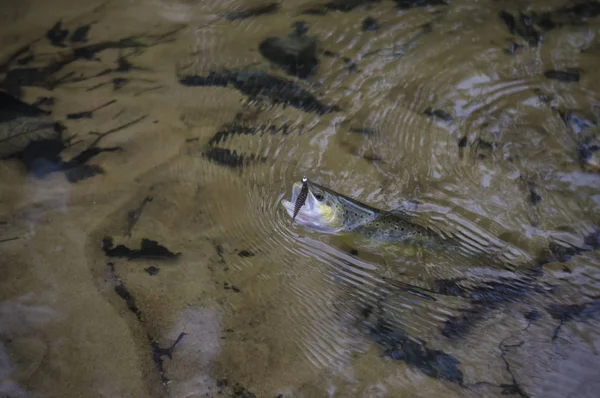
xmin=1 ymin=0 xmax=600 ymax=397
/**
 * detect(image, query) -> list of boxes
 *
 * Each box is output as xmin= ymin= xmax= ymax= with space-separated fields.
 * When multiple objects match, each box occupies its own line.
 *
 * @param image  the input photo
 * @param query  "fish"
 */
xmin=280 ymin=179 xmax=522 ymax=263
xmin=281 ymin=179 xmax=445 ymax=247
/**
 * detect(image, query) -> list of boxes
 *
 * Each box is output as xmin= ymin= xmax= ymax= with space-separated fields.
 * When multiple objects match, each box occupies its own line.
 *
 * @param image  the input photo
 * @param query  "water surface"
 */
xmin=1 ymin=1 xmax=600 ymax=397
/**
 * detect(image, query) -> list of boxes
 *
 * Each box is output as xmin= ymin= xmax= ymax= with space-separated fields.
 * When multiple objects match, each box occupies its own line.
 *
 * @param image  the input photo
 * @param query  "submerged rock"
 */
xmin=258 ymin=22 xmax=318 ymax=78
xmin=362 ymin=17 xmax=379 ymax=32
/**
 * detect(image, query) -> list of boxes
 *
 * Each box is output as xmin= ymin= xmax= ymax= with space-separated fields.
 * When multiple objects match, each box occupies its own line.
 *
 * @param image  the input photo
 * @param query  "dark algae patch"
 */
xmin=434 ymin=272 xmax=550 ymax=338
xmin=0 ymin=91 xmax=50 ymax=122
xmin=179 ymin=70 xmax=339 ymax=115
xmin=70 ymin=24 xmax=92 ymax=43
xmin=259 ymin=22 xmax=318 ymax=79
xmin=424 ymin=107 xmax=453 ymax=121
xmin=114 ymin=281 xmax=143 ymax=321
xmin=102 ymin=236 xmax=181 ymax=260
xmin=223 ymin=2 xmax=280 ymax=21
xmin=0 ymin=20 xmax=183 ymax=97
xmin=498 ymin=11 xmax=540 ymax=46
xmin=546 ymin=299 xmax=600 ymax=340
xmin=66 ymin=99 xmax=116 ymax=119
xmin=46 ymin=20 xmax=69 ymax=47
xmin=126 ymin=196 xmax=153 ymax=238
xmin=207 ymin=116 xmax=294 ymax=146
xmin=366 ymin=318 xmax=463 ymax=384
xmin=300 ymin=0 xmax=382 ymax=15
xmin=203 ymin=147 xmax=267 ymax=169
xmin=499 ymin=2 xmax=600 ymax=47
xmin=9 ymin=115 xmax=145 ymax=182
xmin=394 ymin=0 xmax=447 ymax=9
xmin=544 ymin=70 xmax=580 ymax=82
xmin=152 ymin=332 xmax=187 ymax=385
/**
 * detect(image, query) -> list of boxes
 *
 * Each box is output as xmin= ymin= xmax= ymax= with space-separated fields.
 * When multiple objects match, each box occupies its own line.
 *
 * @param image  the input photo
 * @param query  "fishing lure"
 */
xmin=292 ymin=176 xmax=309 ymax=222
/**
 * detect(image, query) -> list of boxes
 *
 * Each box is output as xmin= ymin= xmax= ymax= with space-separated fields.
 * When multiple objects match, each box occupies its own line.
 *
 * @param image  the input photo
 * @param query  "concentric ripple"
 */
xmin=168 ymin=0 xmax=600 ymax=377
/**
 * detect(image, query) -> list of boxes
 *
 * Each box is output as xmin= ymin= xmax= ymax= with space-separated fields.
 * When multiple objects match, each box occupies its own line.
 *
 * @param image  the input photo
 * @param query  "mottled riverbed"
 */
xmin=1 ymin=1 xmax=600 ymax=397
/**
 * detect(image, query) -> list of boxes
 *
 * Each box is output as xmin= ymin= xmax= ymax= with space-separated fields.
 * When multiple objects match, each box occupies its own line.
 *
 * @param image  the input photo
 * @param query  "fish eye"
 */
xmin=314 ymin=192 xmax=324 ymax=201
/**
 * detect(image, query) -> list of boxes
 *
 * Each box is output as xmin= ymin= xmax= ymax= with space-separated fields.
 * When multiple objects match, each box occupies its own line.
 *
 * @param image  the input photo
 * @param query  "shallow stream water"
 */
xmin=1 ymin=1 xmax=600 ymax=397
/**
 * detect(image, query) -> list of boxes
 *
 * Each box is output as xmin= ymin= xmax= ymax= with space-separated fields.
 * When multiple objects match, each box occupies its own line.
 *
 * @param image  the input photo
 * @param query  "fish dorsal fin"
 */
xmin=338 ymin=197 xmax=378 ymax=230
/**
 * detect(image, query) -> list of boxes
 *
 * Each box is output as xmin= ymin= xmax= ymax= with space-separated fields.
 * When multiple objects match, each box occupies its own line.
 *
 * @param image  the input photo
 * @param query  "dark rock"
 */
xmin=217 ymin=379 xmax=228 ymax=388
xmin=544 ymin=70 xmax=580 ymax=82
xmin=524 ymin=310 xmax=541 ymax=321
xmin=528 ymin=189 xmax=541 ymax=205
xmin=238 ymin=250 xmax=255 ymax=257
xmin=46 ymin=20 xmax=69 ymax=47
xmin=424 ymin=107 xmax=453 ymax=121
xmin=258 ymin=23 xmax=318 ymax=78
xmin=144 ymin=266 xmax=160 ymax=275
xmin=362 ymin=17 xmax=379 ymax=32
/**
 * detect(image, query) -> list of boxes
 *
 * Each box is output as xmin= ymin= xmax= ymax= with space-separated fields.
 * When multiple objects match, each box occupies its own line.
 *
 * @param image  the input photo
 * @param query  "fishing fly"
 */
xmin=292 ymin=176 xmax=309 ymax=222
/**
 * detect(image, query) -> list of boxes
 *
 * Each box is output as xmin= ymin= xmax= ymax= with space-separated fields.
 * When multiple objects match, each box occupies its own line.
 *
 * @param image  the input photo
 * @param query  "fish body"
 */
xmin=281 ymin=180 xmax=447 ymax=249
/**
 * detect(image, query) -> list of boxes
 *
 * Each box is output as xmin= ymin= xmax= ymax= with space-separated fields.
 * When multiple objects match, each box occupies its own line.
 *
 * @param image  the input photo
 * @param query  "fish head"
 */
xmin=281 ymin=181 xmax=344 ymax=233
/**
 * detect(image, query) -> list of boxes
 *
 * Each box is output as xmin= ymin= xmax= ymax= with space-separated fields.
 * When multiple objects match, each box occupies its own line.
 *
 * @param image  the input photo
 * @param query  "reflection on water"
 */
xmin=1 ymin=0 xmax=600 ymax=397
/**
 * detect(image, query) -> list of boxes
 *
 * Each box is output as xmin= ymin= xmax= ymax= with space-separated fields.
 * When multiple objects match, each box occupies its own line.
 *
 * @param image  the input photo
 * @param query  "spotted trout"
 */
xmin=281 ymin=179 xmax=450 ymax=249
xmin=280 ymin=179 xmax=534 ymax=267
